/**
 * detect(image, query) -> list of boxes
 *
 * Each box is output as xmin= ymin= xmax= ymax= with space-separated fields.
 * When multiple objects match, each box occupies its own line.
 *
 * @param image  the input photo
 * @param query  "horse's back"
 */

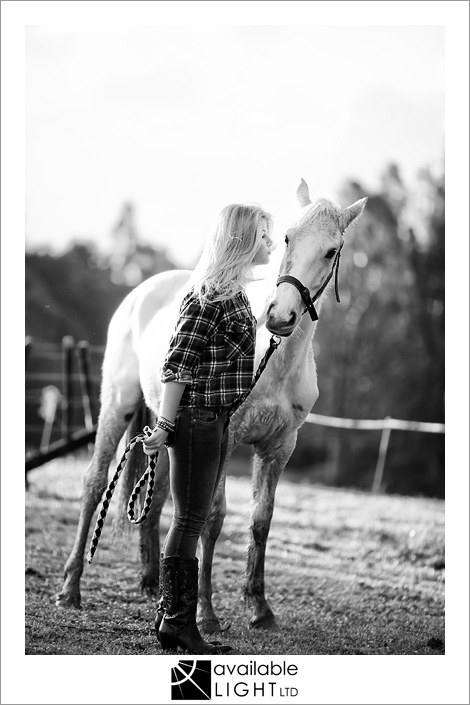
xmin=127 ymin=269 xmax=273 ymax=358
xmin=105 ymin=270 xmax=189 ymax=352
xmin=101 ymin=270 xmax=191 ymax=395
xmin=104 ymin=268 xmax=275 ymax=414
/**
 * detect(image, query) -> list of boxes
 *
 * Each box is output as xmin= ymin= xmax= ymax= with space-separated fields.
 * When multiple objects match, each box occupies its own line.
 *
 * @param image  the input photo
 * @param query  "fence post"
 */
xmin=25 ymin=336 xmax=33 ymax=369
xmin=76 ymin=340 xmax=94 ymax=432
xmin=61 ymin=336 xmax=75 ymax=441
xmin=372 ymin=416 xmax=392 ymax=495
xmin=39 ymin=386 xmax=62 ymax=452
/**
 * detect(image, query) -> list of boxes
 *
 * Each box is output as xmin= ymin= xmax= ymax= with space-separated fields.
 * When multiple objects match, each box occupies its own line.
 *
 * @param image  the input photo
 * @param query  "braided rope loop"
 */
xmin=126 ymin=453 xmax=157 ymax=524
xmin=86 ymin=336 xmax=284 ymax=566
xmin=86 ymin=427 xmax=157 ymax=565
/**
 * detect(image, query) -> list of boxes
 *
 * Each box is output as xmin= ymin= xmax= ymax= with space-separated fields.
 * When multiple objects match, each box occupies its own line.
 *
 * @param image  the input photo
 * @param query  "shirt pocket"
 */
xmin=223 ymin=319 xmax=255 ymax=361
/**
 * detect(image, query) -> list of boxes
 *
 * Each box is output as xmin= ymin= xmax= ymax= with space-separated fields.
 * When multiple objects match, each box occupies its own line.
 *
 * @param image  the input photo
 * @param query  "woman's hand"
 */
xmin=142 ymin=427 xmax=169 ymax=455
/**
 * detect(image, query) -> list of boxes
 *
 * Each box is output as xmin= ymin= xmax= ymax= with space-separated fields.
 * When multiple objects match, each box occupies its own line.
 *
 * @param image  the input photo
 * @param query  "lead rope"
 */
xmin=86 ymin=426 xmax=157 ymax=564
xmin=224 ymin=333 xmax=281 ymax=431
xmin=86 ymin=336 xmax=282 ymax=565
xmin=87 ymin=250 xmax=343 ymax=565
xmin=86 ymin=252 xmax=344 ymax=565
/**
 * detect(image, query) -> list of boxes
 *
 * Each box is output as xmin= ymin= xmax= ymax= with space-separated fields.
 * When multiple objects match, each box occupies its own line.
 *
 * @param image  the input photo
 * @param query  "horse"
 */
xmin=56 ymin=178 xmax=367 ymax=632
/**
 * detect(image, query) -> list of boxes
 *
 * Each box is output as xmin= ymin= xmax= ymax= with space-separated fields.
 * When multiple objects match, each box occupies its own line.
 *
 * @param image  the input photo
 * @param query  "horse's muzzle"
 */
xmin=266 ymin=307 xmax=298 ymax=337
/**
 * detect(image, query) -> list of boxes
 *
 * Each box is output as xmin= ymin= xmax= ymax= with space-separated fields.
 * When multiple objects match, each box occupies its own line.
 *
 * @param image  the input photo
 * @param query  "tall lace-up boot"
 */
xmin=158 ymin=556 xmax=231 ymax=654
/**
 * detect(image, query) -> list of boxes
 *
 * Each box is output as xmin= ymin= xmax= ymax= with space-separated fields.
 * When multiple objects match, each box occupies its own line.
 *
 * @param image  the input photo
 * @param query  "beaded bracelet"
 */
xmin=156 ymin=417 xmax=176 ymax=434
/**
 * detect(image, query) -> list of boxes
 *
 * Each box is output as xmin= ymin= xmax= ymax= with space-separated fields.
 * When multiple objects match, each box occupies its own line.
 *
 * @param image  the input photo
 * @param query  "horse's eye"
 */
xmin=285 ymin=235 xmax=289 ymax=246
xmin=325 ymin=248 xmax=336 ymax=259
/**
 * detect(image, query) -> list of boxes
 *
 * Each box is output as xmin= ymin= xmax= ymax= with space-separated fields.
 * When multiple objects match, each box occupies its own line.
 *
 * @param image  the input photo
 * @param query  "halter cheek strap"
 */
xmin=276 ymin=242 xmax=343 ymax=322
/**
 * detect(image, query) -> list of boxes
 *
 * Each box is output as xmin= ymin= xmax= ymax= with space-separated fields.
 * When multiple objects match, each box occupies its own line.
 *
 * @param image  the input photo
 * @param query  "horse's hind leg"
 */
xmin=110 ymin=401 xmax=168 ymax=596
xmin=198 ymin=473 xmax=228 ymax=633
xmin=139 ymin=450 xmax=170 ymax=595
xmin=243 ymin=432 xmax=297 ymax=629
xmin=55 ymin=383 xmax=140 ymax=608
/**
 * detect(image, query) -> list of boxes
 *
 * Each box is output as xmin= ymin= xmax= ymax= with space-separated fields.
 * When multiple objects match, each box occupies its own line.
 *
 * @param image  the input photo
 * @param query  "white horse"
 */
xmin=56 ymin=179 xmax=366 ymax=632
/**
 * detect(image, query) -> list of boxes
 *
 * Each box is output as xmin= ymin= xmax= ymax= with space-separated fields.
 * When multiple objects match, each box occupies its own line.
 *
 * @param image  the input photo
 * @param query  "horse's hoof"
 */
xmin=249 ymin=614 xmax=279 ymax=630
xmin=199 ymin=619 xmax=231 ymax=635
xmin=55 ymin=591 xmax=81 ymax=609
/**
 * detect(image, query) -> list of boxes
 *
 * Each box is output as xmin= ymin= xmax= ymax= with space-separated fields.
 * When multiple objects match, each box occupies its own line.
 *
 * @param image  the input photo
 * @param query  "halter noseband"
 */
xmin=276 ymin=242 xmax=343 ymax=322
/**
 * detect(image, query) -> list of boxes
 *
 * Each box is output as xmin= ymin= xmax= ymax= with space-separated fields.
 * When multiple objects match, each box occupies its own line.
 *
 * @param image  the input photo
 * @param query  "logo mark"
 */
xmin=171 ymin=660 xmax=212 ymax=700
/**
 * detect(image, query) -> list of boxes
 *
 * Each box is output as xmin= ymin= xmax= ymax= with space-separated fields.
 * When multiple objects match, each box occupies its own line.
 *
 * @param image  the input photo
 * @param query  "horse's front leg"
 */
xmin=198 ymin=472 xmax=228 ymax=634
xmin=244 ymin=432 xmax=297 ymax=629
xmin=139 ymin=450 xmax=170 ymax=595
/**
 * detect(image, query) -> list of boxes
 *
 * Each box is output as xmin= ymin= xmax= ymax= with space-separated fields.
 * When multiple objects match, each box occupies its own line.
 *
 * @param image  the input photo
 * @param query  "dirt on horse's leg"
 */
xmin=55 ymin=404 xmax=134 ymax=608
xmin=244 ymin=434 xmax=297 ymax=629
xmin=139 ymin=451 xmax=170 ymax=595
xmin=198 ymin=474 xmax=228 ymax=633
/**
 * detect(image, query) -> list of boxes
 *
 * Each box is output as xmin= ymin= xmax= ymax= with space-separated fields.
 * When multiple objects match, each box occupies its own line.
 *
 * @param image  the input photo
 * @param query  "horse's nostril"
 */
xmin=266 ymin=304 xmax=297 ymax=332
xmin=287 ymin=311 xmax=296 ymax=326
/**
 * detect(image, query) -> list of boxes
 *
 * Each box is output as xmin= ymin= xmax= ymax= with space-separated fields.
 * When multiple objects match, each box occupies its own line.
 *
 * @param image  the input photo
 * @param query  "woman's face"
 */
xmin=252 ymin=219 xmax=273 ymax=265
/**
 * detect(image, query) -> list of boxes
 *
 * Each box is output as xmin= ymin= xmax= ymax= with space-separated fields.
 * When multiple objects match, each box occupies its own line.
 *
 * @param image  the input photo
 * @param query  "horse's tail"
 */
xmin=112 ymin=398 xmax=155 ymax=537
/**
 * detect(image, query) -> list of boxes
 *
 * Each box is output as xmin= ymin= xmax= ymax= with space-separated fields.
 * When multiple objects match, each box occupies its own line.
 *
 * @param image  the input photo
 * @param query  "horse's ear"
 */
xmin=340 ymin=197 xmax=368 ymax=233
xmin=296 ymin=178 xmax=311 ymax=207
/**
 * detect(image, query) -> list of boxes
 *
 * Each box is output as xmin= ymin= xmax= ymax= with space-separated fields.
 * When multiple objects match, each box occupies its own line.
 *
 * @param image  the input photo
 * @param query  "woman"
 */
xmin=143 ymin=203 xmax=273 ymax=654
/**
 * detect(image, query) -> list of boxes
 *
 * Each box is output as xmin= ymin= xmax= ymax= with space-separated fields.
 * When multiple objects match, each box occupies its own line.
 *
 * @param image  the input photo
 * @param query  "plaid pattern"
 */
xmin=161 ymin=289 xmax=256 ymax=408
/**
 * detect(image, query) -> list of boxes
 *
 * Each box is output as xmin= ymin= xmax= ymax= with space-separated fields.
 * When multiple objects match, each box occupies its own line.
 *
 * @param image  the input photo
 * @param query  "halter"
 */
xmin=86 ymin=243 xmax=344 ymax=564
xmin=276 ymin=242 xmax=344 ymax=322
xmin=87 ymin=338 xmax=283 ymax=564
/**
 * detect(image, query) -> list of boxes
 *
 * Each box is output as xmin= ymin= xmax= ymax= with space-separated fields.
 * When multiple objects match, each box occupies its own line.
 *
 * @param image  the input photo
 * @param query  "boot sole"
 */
xmin=159 ymin=630 xmax=231 ymax=654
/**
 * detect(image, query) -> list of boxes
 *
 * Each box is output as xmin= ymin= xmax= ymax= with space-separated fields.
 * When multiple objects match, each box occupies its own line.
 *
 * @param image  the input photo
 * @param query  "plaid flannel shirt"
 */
xmin=161 ymin=289 xmax=256 ymax=408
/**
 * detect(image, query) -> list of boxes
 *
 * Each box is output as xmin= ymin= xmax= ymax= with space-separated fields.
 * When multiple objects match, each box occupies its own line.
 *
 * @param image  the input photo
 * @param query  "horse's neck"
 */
xmin=249 ymin=271 xmax=322 ymax=379
xmin=274 ymin=304 xmax=320 ymax=376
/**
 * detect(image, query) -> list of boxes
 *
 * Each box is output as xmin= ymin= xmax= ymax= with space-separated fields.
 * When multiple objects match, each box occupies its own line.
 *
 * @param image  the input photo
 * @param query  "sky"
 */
xmin=25 ymin=23 xmax=445 ymax=267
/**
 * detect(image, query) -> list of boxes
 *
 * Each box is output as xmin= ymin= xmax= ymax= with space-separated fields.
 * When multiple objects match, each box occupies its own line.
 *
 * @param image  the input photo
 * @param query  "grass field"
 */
xmin=25 ymin=453 xmax=445 ymax=656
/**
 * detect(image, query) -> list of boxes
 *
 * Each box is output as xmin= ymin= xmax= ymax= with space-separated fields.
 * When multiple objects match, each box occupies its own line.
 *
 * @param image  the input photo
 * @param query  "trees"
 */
xmin=25 ymin=224 xmax=179 ymax=452
xmin=25 ymin=244 xmax=133 ymax=345
xmin=25 ymin=202 xmax=178 ymax=345
xmin=290 ymin=163 xmax=445 ymax=497
xmin=25 ymin=179 xmax=445 ymax=496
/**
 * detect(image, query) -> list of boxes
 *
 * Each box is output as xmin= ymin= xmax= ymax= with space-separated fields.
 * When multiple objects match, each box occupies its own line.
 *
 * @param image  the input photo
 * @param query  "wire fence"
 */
xmin=25 ymin=337 xmax=445 ymax=493
xmin=25 ymin=336 xmax=104 ymax=454
xmin=305 ymin=413 xmax=445 ymax=494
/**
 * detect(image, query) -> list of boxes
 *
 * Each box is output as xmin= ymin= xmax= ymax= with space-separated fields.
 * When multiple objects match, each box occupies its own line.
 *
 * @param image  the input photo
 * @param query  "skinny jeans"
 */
xmin=163 ymin=406 xmax=229 ymax=559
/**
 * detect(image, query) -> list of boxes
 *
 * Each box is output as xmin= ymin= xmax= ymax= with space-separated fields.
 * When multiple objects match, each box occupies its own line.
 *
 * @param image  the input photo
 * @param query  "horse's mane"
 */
xmin=247 ymin=197 xmax=342 ymax=311
xmin=296 ymin=198 xmax=342 ymax=230
xmin=311 ymin=198 xmax=341 ymax=215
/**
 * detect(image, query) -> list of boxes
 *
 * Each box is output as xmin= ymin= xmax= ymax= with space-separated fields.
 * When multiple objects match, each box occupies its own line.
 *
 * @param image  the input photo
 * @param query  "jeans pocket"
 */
xmin=192 ymin=408 xmax=219 ymax=425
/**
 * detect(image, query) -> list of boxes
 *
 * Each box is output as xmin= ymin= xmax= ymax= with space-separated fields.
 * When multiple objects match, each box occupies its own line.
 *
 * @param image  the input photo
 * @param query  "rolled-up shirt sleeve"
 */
xmin=161 ymin=296 xmax=221 ymax=384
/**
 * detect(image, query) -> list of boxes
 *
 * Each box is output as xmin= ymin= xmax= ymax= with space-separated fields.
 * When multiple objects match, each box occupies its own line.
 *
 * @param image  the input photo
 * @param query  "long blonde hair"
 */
xmin=189 ymin=203 xmax=273 ymax=303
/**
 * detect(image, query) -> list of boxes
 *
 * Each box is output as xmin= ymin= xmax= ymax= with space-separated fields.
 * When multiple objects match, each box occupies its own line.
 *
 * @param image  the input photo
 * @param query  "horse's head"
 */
xmin=266 ymin=179 xmax=367 ymax=336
